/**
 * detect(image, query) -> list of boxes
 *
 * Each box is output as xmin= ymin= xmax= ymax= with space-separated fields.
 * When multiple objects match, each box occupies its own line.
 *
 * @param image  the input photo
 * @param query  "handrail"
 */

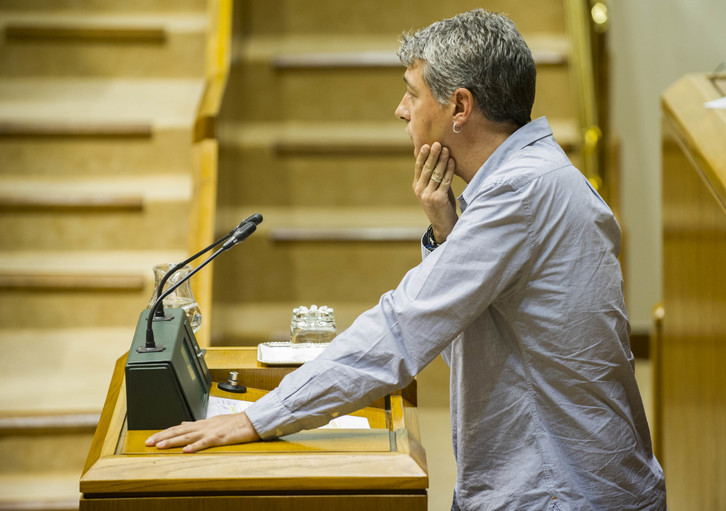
xmin=193 ymin=0 xmax=232 ymax=143
xmin=188 ymin=0 xmax=233 ymax=346
xmin=563 ymin=0 xmax=610 ymax=203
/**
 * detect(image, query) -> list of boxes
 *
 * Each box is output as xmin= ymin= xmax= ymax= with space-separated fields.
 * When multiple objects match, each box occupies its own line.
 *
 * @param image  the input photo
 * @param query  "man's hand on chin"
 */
xmin=413 ymin=142 xmax=459 ymax=241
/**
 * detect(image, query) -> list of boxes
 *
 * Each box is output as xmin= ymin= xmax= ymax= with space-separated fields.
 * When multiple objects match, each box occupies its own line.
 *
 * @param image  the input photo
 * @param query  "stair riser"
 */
xmin=0 ymin=433 xmax=93 ymax=473
xmin=0 ymin=202 xmax=190 ymax=251
xmin=218 ymin=150 xmax=421 ymax=210
xmin=0 ymin=130 xmax=193 ymax=176
xmin=217 ymin=141 xmax=579 ymax=211
xmin=213 ymin=237 xmax=423 ymax=306
xmin=211 ymin=303 xmax=380 ymax=346
xmin=0 ymin=31 xmax=206 ymax=78
xmin=226 ymin=61 xmax=572 ymax=123
xmin=0 ymin=288 xmax=155 ymax=329
xmin=239 ymin=0 xmax=565 ymax=36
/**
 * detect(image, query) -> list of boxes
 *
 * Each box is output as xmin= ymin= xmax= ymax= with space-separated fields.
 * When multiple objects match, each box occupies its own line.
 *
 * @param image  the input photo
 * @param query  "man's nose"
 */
xmin=395 ymin=100 xmax=408 ymax=121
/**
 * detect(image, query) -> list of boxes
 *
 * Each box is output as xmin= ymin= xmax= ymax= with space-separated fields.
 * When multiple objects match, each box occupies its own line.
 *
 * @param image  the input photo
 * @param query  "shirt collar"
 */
xmin=459 ymin=116 xmax=553 ymax=210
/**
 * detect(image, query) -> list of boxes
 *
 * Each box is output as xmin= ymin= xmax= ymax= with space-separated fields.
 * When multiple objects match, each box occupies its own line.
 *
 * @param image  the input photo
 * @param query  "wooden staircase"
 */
xmin=0 ymin=1 xmax=226 ymax=508
xmin=211 ymin=0 xmax=604 ymax=345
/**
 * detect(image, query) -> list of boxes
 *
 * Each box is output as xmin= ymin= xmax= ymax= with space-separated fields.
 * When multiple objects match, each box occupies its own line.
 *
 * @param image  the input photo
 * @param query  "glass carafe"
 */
xmin=290 ymin=305 xmax=336 ymax=344
xmin=147 ymin=263 xmax=202 ymax=333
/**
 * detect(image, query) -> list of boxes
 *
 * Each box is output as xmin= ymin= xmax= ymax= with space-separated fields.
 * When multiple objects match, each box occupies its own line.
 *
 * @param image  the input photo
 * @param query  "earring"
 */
xmin=453 ymin=122 xmax=462 ymax=134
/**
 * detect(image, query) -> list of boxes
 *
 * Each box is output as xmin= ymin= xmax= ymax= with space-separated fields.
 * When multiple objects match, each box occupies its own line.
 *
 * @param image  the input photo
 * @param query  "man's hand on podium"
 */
xmin=145 ymin=412 xmax=261 ymax=453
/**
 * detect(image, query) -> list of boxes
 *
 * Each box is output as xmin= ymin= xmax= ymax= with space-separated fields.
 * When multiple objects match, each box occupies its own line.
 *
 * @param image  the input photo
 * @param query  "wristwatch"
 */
xmin=423 ymin=224 xmax=440 ymax=251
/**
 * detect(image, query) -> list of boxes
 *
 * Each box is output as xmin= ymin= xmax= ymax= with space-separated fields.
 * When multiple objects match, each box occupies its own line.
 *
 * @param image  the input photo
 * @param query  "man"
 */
xmin=147 ymin=9 xmax=666 ymax=510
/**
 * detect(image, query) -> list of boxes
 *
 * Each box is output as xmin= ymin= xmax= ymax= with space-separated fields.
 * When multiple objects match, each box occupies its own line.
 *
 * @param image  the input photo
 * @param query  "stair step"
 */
xmin=216 ymin=120 xmax=576 ymax=210
xmin=269 ymin=33 xmax=568 ymax=69
xmin=0 ymin=273 xmax=144 ymax=291
xmin=239 ymin=1 xmax=565 ymax=37
xmin=270 ymin=226 xmax=423 ymax=242
xmin=0 ymin=251 xmax=182 ymax=289
xmin=0 ymin=251 xmax=184 ymax=329
xmin=0 ymin=327 xmax=132 ymax=413
xmin=0 ymin=413 xmax=99 ymax=434
xmin=212 ymin=207 xmax=427 ymax=308
xmin=0 ymin=472 xmax=81 ymax=511
xmin=0 ymin=12 xmax=207 ymax=78
xmin=0 ymin=78 xmax=203 ymax=175
xmin=0 ymin=121 xmax=151 ymax=138
xmin=0 ymin=175 xmax=192 ymax=251
xmin=219 ymin=206 xmax=429 ymax=234
xmin=263 ymin=118 xmax=576 ymax=153
xmin=5 ymin=23 xmax=165 ymax=43
xmin=231 ymin=33 xmax=572 ymax=122
xmin=0 ymin=175 xmax=189 ymax=209
xmin=0 ymin=78 xmax=204 ymax=129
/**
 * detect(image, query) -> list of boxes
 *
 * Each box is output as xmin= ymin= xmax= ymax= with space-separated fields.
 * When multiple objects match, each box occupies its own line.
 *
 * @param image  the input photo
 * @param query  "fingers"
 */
xmin=145 ymin=423 xmax=197 ymax=450
xmin=414 ymin=142 xmax=452 ymax=191
xmin=439 ymin=154 xmax=455 ymax=187
xmin=145 ymin=412 xmax=261 ymax=453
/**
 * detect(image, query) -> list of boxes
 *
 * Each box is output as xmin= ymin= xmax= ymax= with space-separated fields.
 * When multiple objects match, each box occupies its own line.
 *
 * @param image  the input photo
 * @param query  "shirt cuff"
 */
xmin=244 ymin=389 xmax=292 ymax=440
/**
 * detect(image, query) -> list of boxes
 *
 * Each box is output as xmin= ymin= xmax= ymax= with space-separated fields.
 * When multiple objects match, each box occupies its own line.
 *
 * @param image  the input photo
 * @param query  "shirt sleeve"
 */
xmin=245 ymin=182 xmax=535 ymax=439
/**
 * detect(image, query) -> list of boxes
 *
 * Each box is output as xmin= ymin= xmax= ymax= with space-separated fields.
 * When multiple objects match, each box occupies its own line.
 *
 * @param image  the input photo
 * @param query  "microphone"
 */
xmin=153 ymin=213 xmax=263 ymax=319
xmin=140 ymin=219 xmax=259 ymax=352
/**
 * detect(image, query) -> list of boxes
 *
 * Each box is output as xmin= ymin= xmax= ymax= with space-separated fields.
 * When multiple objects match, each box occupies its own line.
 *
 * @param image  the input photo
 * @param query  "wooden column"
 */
xmin=659 ymin=73 xmax=726 ymax=510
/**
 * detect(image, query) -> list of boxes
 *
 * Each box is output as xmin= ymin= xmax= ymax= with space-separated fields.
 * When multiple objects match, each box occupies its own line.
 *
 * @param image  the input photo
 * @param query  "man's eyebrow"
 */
xmin=403 ymin=75 xmax=415 ymax=90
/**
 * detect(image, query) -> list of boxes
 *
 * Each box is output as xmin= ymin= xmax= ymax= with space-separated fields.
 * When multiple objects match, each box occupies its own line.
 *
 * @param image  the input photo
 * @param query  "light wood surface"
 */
xmin=81 ymin=347 xmax=427 ymax=509
xmin=660 ymin=73 xmax=726 ymax=511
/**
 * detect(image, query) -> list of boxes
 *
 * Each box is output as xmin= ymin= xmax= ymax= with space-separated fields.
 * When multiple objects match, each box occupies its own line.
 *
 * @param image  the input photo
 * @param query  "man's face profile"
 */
xmin=395 ymin=61 xmax=451 ymax=158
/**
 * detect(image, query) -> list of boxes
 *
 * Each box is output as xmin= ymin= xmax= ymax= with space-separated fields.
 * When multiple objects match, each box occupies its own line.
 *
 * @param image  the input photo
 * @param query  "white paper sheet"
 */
xmin=205 ymin=395 xmax=370 ymax=429
xmin=705 ymin=96 xmax=726 ymax=109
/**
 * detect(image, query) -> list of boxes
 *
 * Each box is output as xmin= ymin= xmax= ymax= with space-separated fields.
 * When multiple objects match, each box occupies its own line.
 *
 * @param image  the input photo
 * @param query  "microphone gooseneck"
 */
xmin=140 ymin=216 xmax=261 ymax=352
xmin=153 ymin=214 xmax=263 ymax=319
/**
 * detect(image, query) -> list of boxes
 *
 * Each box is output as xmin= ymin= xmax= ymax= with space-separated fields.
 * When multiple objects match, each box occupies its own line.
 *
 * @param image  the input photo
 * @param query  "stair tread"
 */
xmin=0 ymin=175 xmax=191 ymax=203
xmin=225 ymin=118 xmax=578 ymax=148
xmin=220 ymin=206 xmax=430 ymax=233
xmin=0 ymin=78 xmax=205 ymax=129
xmin=0 ymin=250 xmax=185 ymax=274
xmin=243 ymin=32 xmax=569 ymax=66
xmin=0 ymin=327 xmax=133 ymax=414
xmin=0 ymin=470 xmax=81 ymax=504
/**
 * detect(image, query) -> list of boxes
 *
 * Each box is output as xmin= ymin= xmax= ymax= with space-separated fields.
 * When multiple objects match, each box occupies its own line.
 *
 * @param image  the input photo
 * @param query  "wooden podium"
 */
xmin=80 ymin=347 xmax=428 ymax=510
xmin=659 ymin=73 xmax=726 ymax=510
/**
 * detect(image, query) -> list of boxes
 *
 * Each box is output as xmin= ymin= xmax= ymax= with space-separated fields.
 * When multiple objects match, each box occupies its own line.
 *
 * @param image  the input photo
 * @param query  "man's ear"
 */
xmin=451 ymin=88 xmax=475 ymax=126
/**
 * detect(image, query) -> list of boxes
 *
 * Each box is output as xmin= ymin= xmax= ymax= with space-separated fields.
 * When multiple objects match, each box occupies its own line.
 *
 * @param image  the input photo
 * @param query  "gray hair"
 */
xmin=397 ymin=9 xmax=536 ymax=127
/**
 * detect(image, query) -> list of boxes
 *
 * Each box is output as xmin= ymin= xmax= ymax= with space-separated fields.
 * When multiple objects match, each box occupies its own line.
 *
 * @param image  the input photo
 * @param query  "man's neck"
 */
xmin=453 ymin=119 xmax=519 ymax=184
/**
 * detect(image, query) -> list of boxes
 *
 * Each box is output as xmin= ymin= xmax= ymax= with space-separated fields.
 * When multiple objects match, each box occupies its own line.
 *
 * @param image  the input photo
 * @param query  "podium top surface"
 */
xmin=80 ymin=347 xmax=427 ymax=495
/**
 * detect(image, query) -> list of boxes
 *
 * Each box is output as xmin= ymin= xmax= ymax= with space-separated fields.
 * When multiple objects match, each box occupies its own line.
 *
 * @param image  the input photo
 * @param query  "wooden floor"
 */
xmin=416 ymin=356 xmax=655 ymax=511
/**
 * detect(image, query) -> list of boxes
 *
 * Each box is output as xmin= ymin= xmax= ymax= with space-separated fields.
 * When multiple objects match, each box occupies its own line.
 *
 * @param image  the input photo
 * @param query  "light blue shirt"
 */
xmin=245 ymin=117 xmax=666 ymax=511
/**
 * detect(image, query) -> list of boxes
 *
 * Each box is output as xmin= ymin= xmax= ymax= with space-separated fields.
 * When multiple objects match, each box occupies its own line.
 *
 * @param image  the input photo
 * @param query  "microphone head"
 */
xmin=242 ymin=213 xmax=263 ymax=226
xmin=230 ymin=213 xmax=263 ymax=234
xmin=249 ymin=213 xmax=263 ymax=225
xmin=222 ymin=221 xmax=257 ymax=250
